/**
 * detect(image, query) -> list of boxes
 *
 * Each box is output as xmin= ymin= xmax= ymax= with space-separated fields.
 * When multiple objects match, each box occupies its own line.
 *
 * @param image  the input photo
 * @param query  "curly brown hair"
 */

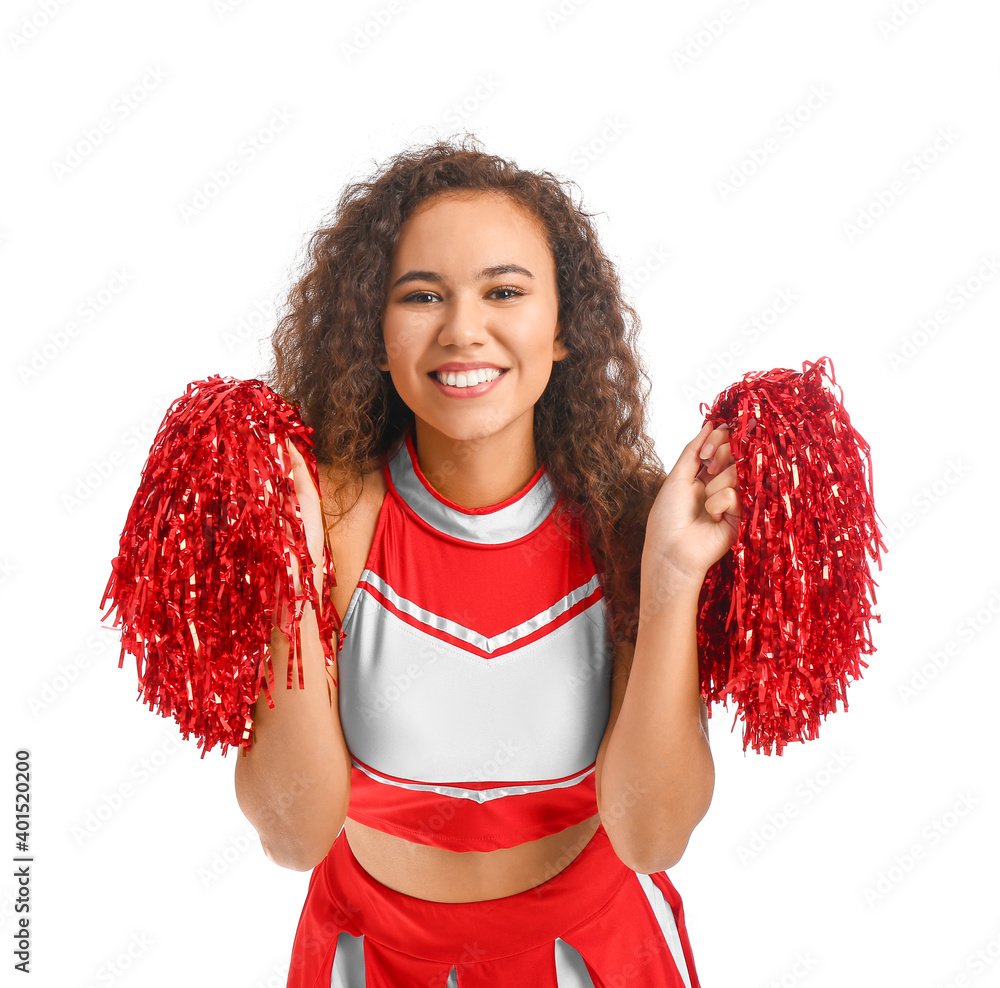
xmin=263 ymin=133 xmax=667 ymax=649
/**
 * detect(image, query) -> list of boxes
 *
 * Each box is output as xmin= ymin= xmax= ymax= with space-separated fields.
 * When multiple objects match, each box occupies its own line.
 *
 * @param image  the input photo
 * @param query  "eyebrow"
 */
xmin=390 ymin=263 xmax=534 ymax=291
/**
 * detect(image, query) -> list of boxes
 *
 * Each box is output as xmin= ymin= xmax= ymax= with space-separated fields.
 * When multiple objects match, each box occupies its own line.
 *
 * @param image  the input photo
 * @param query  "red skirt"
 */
xmin=286 ymin=821 xmax=701 ymax=988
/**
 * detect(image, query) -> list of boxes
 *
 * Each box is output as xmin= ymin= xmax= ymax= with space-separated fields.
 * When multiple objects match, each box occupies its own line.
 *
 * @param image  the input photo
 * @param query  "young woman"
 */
xmin=235 ymin=136 xmax=738 ymax=987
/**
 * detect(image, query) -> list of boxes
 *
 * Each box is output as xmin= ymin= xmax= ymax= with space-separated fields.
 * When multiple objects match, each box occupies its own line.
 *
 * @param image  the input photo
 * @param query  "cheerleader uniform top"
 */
xmin=337 ymin=425 xmax=614 ymax=852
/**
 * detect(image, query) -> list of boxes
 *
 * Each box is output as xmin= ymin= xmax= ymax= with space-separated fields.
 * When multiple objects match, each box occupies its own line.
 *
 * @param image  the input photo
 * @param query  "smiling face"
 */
xmin=379 ymin=191 xmax=568 ymax=449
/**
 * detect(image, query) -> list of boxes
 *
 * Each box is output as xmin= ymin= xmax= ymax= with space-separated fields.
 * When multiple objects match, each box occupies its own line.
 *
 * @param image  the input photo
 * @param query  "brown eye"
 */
xmin=490 ymin=286 xmax=525 ymax=300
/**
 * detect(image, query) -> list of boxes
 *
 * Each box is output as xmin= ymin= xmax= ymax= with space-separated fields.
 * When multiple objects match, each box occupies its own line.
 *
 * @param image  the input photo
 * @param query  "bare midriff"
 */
xmin=320 ymin=460 xmax=602 ymax=903
xmin=343 ymin=813 xmax=602 ymax=902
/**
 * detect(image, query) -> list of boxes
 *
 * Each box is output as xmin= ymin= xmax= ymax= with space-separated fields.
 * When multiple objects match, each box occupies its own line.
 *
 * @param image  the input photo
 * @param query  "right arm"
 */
xmin=234 ymin=443 xmax=352 ymax=872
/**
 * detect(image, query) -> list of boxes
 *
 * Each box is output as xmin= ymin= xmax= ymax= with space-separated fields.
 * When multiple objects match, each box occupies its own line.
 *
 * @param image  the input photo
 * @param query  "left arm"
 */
xmin=596 ymin=567 xmax=713 ymax=874
xmin=595 ymin=419 xmax=739 ymax=873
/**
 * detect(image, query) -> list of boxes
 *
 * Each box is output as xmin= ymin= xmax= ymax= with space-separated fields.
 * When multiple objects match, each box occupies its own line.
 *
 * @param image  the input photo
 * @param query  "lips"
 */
xmin=428 ymin=368 xmax=508 ymax=398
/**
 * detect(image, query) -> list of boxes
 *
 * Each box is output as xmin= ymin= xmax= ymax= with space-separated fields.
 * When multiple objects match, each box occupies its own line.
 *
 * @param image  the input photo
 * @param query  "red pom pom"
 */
xmin=697 ymin=356 xmax=886 ymax=755
xmin=99 ymin=375 xmax=342 ymax=757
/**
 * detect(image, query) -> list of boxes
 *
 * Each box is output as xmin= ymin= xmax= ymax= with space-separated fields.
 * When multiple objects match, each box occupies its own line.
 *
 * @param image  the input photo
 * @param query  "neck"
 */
xmin=410 ymin=419 xmax=540 ymax=509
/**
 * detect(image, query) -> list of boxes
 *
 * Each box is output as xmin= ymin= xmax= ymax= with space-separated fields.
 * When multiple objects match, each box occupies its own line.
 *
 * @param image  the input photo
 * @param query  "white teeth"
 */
xmin=435 ymin=368 xmax=503 ymax=387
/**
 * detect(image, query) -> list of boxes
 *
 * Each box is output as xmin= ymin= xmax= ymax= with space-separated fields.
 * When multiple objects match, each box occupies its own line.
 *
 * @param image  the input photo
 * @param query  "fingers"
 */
xmin=704 ymin=484 xmax=740 ymax=522
xmin=670 ymin=422 xmax=712 ymax=479
xmin=676 ymin=421 xmax=732 ymax=485
xmin=698 ymin=423 xmax=732 ymax=472
xmin=691 ymin=421 xmax=713 ymax=451
xmin=700 ymin=440 xmax=731 ymax=474
xmin=698 ymin=422 xmax=730 ymax=457
xmin=703 ymin=461 xmax=737 ymax=498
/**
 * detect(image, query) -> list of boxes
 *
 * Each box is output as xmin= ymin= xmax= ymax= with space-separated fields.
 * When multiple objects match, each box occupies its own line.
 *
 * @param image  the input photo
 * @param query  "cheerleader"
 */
xmin=234 ymin=135 xmax=739 ymax=987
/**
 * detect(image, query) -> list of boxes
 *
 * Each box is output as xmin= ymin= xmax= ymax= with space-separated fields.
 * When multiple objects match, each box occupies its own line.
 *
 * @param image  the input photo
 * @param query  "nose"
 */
xmin=436 ymin=291 xmax=490 ymax=348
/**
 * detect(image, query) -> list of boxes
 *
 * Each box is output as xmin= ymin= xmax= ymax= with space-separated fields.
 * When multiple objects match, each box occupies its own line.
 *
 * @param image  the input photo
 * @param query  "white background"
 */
xmin=4 ymin=1 xmax=999 ymax=985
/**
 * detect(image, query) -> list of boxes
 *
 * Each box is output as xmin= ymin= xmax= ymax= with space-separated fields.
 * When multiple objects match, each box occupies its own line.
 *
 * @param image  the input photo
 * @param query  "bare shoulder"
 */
xmin=316 ymin=456 xmax=388 ymax=618
xmin=316 ymin=457 xmax=383 ymax=522
xmin=317 ymin=455 xmax=387 ymax=537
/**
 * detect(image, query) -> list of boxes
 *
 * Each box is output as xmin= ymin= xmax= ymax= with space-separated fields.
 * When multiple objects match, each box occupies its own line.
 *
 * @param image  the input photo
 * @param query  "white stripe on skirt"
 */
xmin=328 ymin=888 xmax=691 ymax=988
xmin=635 ymin=873 xmax=693 ymax=988
xmin=330 ymin=931 xmax=364 ymax=987
xmin=329 ymin=933 xmax=596 ymax=986
xmin=554 ymin=937 xmax=597 ymax=986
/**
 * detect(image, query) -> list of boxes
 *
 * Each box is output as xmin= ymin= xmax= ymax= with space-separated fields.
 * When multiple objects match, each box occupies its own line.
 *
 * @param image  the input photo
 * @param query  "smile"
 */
xmin=428 ymin=368 xmax=508 ymax=398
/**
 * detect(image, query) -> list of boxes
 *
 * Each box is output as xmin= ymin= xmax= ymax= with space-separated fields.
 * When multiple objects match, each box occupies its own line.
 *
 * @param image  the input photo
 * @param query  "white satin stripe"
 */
xmin=327 ymin=931 xmax=597 ymax=985
xmin=338 ymin=595 xmax=612 ymax=782
xmin=554 ymin=937 xmax=597 ymax=986
xmin=635 ymin=874 xmax=693 ymax=988
xmin=343 ymin=570 xmax=603 ymax=654
xmin=330 ymin=931 xmax=364 ymax=987
xmin=329 ymin=937 xmax=460 ymax=987
xmin=351 ymin=758 xmax=595 ymax=802
xmin=388 ymin=432 xmax=557 ymax=544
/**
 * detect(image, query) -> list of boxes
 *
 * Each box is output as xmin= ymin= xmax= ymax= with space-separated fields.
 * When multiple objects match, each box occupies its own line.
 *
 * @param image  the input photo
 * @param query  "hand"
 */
xmin=642 ymin=420 xmax=744 ymax=584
